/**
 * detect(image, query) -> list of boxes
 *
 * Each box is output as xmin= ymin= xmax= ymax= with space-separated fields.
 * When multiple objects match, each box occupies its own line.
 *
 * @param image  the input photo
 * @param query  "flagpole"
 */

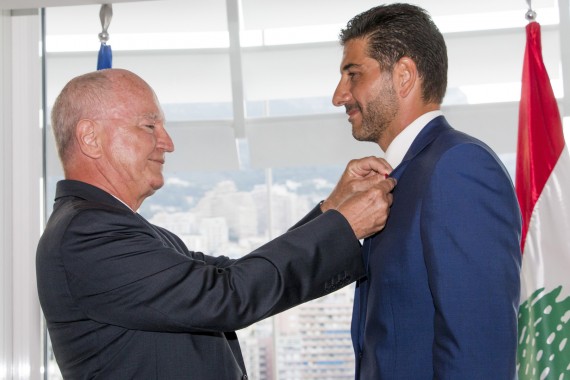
xmin=525 ymin=0 xmax=536 ymax=21
xmin=558 ymin=0 xmax=570 ymax=116
xmin=97 ymin=4 xmax=113 ymax=70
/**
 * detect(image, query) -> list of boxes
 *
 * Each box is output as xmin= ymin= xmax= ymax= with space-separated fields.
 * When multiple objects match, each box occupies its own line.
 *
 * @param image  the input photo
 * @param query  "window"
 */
xmin=41 ymin=0 xmax=562 ymax=378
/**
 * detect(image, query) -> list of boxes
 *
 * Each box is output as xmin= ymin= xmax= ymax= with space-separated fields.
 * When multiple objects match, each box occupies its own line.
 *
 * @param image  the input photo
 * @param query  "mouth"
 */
xmin=149 ymin=158 xmax=165 ymax=165
xmin=345 ymin=104 xmax=361 ymax=122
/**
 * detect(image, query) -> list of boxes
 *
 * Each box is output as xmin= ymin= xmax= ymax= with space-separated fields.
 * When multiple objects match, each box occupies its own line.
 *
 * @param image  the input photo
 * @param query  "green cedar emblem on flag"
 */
xmin=517 ymin=287 xmax=570 ymax=379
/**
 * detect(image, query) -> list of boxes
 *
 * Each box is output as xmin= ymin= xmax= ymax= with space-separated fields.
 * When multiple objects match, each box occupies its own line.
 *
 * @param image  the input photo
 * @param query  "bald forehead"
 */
xmin=104 ymin=69 xmax=150 ymax=92
xmin=101 ymin=68 xmax=141 ymax=81
xmin=103 ymin=70 xmax=163 ymax=120
xmin=65 ymin=69 xmax=148 ymax=103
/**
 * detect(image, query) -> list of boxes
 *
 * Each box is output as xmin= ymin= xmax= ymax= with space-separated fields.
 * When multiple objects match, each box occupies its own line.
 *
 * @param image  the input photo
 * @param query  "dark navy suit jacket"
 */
xmin=36 ymin=180 xmax=364 ymax=379
xmin=352 ymin=116 xmax=522 ymax=379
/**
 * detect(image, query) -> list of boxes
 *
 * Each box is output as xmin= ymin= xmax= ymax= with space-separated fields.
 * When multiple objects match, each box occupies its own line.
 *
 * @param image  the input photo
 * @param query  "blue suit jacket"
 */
xmin=351 ymin=116 xmax=522 ymax=379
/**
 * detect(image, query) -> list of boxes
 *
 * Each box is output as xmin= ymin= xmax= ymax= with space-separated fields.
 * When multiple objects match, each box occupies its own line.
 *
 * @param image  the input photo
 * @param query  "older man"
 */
xmin=36 ymin=68 xmax=396 ymax=379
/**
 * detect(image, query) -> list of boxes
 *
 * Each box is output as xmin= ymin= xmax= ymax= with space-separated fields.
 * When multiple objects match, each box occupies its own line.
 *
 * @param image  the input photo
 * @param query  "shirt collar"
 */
xmin=384 ymin=110 xmax=443 ymax=168
xmin=55 ymin=179 xmax=136 ymax=213
xmin=111 ymin=194 xmax=136 ymax=212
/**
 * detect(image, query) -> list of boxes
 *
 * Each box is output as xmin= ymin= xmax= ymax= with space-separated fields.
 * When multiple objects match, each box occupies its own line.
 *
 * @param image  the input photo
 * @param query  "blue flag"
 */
xmin=97 ymin=43 xmax=112 ymax=70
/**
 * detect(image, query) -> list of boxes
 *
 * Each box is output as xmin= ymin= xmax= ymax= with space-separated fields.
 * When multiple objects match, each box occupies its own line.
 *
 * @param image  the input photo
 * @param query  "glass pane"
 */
xmin=268 ymin=167 xmax=355 ymax=379
xmin=42 ymin=0 xmax=560 ymax=378
xmin=240 ymin=0 xmax=561 ymax=112
xmin=44 ymin=1 xmax=233 ymax=378
xmin=274 ymin=286 xmax=356 ymax=379
xmin=45 ymin=0 xmax=232 ymax=121
xmin=139 ymin=162 xmax=348 ymax=380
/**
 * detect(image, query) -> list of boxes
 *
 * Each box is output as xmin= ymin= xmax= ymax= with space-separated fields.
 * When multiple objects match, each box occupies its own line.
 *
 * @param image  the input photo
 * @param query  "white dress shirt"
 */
xmin=384 ymin=110 xmax=443 ymax=168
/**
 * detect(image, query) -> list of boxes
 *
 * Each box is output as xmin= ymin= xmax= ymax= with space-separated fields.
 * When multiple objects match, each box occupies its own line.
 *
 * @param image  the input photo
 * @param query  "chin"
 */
xmin=352 ymin=128 xmax=366 ymax=142
xmin=150 ymin=178 xmax=165 ymax=192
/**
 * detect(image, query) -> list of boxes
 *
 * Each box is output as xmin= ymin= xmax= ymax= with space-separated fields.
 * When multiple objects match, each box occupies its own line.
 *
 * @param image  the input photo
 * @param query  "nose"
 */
xmin=157 ymin=125 xmax=175 ymax=153
xmin=332 ymin=78 xmax=351 ymax=107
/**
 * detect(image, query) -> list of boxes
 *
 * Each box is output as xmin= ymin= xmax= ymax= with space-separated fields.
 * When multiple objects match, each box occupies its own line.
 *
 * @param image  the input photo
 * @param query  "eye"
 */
xmin=144 ymin=124 xmax=155 ymax=130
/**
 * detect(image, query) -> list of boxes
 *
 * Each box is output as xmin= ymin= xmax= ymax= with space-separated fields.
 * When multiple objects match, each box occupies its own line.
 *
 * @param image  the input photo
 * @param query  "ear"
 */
xmin=393 ymin=57 xmax=417 ymax=98
xmin=75 ymin=119 xmax=102 ymax=159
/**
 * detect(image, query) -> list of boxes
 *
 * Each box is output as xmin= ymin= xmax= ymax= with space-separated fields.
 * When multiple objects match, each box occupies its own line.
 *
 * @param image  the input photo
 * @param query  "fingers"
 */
xmin=359 ymin=171 xmax=396 ymax=192
xmin=346 ymin=156 xmax=393 ymax=178
xmin=336 ymin=177 xmax=396 ymax=239
xmin=322 ymin=157 xmax=393 ymax=212
xmin=379 ymin=176 xmax=396 ymax=193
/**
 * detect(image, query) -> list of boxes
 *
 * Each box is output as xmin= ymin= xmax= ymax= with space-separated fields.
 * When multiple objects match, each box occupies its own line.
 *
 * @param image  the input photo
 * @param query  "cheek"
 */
xmin=351 ymin=84 xmax=372 ymax=106
xmin=360 ymin=77 xmax=386 ymax=101
xmin=112 ymin=143 xmax=137 ymax=161
xmin=108 ymin=142 xmax=144 ymax=171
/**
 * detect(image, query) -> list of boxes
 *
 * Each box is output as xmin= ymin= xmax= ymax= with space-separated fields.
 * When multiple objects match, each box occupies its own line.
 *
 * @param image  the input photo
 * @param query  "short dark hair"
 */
xmin=339 ymin=3 xmax=447 ymax=104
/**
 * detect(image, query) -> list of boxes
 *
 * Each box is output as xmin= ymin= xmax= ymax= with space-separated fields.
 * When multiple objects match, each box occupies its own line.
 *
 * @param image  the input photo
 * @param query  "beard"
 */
xmin=351 ymin=80 xmax=399 ymax=144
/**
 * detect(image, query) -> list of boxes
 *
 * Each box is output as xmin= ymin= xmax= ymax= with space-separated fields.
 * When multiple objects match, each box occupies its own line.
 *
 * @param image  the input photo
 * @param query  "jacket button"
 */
xmin=242 ymin=375 xmax=248 ymax=380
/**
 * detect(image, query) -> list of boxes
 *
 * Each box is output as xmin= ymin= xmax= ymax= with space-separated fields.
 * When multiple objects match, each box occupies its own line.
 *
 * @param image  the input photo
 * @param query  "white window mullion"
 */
xmin=1 ymin=8 xmax=43 ymax=380
xmin=0 ymin=8 xmax=15 ymax=380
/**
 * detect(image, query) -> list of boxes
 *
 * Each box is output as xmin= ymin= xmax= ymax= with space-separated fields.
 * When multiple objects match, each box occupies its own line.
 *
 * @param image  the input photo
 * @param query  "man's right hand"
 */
xmin=323 ymin=157 xmax=396 ymax=239
xmin=337 ymin=176 xmax=396 ymax=239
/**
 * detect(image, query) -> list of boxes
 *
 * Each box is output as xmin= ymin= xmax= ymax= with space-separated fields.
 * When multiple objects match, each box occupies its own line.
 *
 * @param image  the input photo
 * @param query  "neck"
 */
xmin=65 ymin=168 xmax=145 ymax=211
xmin=379 ymin=103 xmax=440 ymax=151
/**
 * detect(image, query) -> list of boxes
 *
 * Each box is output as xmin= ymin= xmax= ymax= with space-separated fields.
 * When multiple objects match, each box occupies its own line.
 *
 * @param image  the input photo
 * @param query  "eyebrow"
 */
xmin=139 ymin=113 xmax=163 ymax=121
xmin=342 ymin=63 xmax=361 ymax=72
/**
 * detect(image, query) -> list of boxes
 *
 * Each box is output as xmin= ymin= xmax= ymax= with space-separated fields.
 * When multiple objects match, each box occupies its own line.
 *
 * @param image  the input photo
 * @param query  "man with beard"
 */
xmin=332 ymin=4 xmax=522 ymax=379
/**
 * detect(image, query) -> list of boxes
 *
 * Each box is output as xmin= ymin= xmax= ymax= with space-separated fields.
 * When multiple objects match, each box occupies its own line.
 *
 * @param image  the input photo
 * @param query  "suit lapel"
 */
xmin=390 ymin=115 xmax=451 ymax=180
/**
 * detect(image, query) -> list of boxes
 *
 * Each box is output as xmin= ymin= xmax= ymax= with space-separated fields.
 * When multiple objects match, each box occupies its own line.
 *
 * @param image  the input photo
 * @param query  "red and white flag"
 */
xmin=516 ymin=21 xmax=570 ymax=379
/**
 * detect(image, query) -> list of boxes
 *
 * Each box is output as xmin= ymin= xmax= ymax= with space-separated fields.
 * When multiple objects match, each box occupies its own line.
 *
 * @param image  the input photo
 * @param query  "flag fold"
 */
xmin=516 ymin=21 xmax=570 ymax=380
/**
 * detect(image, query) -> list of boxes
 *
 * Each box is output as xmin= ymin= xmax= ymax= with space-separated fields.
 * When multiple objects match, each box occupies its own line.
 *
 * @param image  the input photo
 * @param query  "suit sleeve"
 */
xmin=289 ymin=203 xmax=324 ymax=230
xmin=60 ymin=207 xmax=364 ymax=333
xmin=421 ymin=143 xmax=522 ymax=378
